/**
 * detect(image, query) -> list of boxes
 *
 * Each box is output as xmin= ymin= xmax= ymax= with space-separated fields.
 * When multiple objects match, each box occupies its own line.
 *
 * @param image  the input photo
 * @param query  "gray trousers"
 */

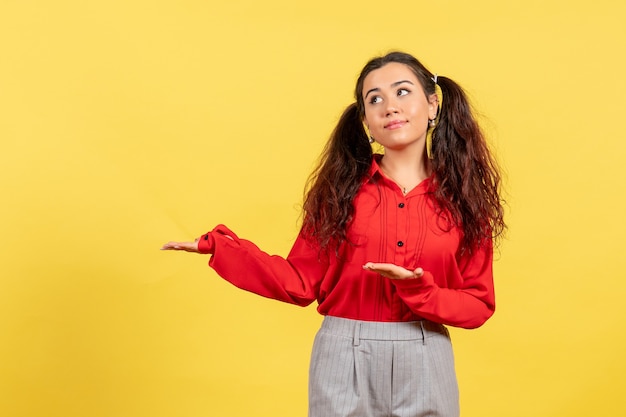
xmin=309 ymin=316 xmax=459 ymax=417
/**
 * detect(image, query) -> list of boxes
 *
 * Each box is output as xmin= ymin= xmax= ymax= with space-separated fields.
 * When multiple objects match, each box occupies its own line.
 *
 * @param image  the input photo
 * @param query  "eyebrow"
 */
xmin=364 ymin=80 xmax=415 ymax=99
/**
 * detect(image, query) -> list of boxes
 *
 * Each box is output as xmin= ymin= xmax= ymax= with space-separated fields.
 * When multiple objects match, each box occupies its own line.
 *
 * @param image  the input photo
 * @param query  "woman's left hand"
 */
xmin=363 ymin=262 xmax=424 ymax=280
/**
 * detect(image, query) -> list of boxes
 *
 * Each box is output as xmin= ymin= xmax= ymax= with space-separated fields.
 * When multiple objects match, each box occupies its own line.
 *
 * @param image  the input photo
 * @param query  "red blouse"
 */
xmin=197 ymin=156 xmax=495 ymax=329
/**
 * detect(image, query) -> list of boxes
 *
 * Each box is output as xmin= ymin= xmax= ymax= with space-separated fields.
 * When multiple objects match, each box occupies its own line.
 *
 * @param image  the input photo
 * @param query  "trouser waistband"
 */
xmin=320 ymin=316 xmax=448 ymax=346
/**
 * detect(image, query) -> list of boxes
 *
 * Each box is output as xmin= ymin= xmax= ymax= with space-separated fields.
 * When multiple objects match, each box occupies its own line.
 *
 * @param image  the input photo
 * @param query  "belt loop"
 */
xmin=419 ymin=321 xmax=426 ymax=345
xmin=353 ymin=322 xmax=361 ymax=347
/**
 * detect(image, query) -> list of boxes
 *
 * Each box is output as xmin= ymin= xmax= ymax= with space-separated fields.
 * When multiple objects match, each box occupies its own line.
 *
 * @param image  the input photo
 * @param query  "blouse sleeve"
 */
xmin=390 ymin=240 xmax=496 ymax=329
xmin=196 ymin=224 xmax=328 ymax=307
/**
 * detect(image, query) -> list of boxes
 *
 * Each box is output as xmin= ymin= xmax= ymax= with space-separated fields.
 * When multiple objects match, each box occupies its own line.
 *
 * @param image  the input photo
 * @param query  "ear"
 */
xmin=427 ymin=93 xmax=439 ymax=120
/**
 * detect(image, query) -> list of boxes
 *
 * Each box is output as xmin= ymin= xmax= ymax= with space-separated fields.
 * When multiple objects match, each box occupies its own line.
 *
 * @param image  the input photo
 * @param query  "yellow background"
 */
xmin=1 ymin=0 xmax=625 ymax=416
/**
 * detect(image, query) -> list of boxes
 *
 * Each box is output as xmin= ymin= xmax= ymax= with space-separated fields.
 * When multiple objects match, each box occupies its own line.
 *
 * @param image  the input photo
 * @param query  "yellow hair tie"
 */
xmin=426 ymin=81 xmax=443 ymax=160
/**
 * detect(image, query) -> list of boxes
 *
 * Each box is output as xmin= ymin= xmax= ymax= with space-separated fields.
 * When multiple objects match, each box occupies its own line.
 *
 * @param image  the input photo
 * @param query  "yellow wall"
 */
xmin=1 ymin=1 xmax=625 ymax=416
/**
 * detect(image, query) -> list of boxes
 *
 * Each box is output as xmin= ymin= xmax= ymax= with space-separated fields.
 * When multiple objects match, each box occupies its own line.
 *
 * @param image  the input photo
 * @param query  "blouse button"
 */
xmin=397 ymin=241 xmax=404 ymax=247
xmin=398 ymin=203 xmax=405 ymax=208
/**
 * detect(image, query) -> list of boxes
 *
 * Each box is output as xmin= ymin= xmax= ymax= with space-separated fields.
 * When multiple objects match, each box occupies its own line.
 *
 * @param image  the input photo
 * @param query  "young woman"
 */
xmin=162 ymin=51 xmax=505 ymax=417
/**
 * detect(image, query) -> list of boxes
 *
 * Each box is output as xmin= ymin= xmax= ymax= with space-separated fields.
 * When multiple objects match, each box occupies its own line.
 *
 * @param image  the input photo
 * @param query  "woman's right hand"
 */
xmin=161 ymin=238 xmax=200 ymax=253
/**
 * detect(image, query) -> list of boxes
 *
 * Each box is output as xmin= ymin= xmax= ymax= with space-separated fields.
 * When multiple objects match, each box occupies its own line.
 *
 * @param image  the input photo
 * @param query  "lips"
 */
xmin=384 ymin=120 xmax=407 ymax=130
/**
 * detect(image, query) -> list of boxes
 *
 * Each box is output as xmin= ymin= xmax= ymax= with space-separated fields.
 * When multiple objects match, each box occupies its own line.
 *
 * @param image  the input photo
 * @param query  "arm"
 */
xmin=163 ymin=225 xmax=328 ymax=306
xmin=364 ymin=241 xmax=495 ymax=329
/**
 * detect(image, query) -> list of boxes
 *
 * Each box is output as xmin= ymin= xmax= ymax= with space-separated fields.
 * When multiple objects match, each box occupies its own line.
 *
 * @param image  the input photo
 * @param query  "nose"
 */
xmin=385 ymin=98 xmax=399 ymax=116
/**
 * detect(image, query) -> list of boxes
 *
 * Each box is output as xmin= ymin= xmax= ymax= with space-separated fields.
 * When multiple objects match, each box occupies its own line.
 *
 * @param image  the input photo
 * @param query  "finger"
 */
xmin=161 ymin=241 xmax=191 ymax=251
xmin=363 ymin=262 xmax=394 ymax=271
xmin=160 ymin=241 xmax=179 ymax=250
xmin=363 ymin=262 xmax=418 ymax=280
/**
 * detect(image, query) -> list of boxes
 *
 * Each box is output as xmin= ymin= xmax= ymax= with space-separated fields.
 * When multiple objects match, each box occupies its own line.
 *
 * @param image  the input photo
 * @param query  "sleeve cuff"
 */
xmin=197 ymin=232 xmax=215 ymax=254
xmin=392 ymin=270 xmax=435 ymax=291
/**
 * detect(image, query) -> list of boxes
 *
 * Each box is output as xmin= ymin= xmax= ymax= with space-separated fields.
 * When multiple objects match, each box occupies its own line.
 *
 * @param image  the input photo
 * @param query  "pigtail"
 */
xmin=429 ymin=76 xmax=505 ymax=253
xmin=302 ymin=103 xmax=372 ymax=251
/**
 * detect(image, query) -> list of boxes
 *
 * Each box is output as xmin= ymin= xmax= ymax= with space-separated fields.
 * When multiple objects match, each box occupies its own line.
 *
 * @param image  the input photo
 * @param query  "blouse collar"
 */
xmin=367 ymin=154 xmax=433 ymax=195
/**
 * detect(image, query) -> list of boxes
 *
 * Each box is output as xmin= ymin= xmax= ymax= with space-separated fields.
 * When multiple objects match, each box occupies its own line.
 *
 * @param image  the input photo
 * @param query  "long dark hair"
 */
xmin=302 ymin=51 xmax=505 ymax=254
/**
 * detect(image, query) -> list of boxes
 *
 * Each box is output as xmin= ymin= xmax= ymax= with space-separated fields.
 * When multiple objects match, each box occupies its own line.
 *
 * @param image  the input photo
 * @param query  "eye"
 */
xmin=397 ymin=88 xmax=410 ymax=97
xmin=369 ymin=95 xmax=383 ymax=104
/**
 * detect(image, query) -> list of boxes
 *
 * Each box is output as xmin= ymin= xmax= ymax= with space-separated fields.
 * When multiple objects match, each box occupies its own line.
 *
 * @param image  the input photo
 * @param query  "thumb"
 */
xmin=413 ymin=267 xmax=424 ymax=278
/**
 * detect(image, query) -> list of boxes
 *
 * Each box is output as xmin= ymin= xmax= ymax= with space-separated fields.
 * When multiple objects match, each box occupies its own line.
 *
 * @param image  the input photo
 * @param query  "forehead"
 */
xmin=362 ymin=62 xmax=420 ymax=94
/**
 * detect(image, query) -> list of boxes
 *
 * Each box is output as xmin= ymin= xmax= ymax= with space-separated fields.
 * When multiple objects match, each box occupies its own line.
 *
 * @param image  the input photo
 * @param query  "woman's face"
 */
xmin=361 ymin=62 xmax=437 ymax=152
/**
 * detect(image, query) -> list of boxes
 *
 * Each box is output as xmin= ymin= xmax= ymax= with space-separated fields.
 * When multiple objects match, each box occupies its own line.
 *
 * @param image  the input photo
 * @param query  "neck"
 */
xmin=378 ymin=142 xmax=431 ymax=195
xmin=380 ymin=145 xmax=430 ymax=182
